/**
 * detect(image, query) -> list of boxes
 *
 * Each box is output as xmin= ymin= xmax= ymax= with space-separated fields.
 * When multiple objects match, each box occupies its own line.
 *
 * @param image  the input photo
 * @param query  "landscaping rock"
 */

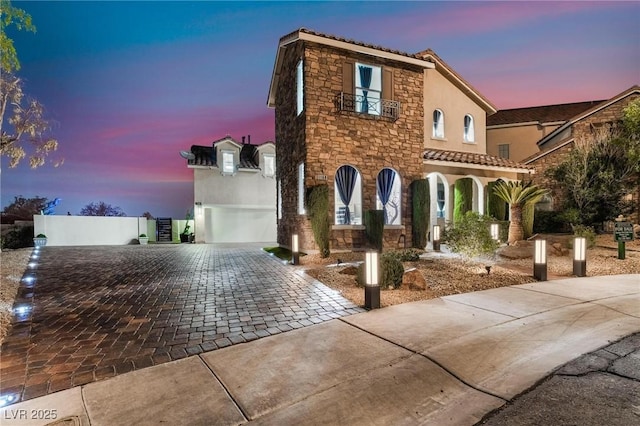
xmin=497 ymin=242 xmax=533 ymax=260
xmin=401 ymin=268 xmax=427 ymax=290
xmin=339 ymin=265 xmax=358 ymax=275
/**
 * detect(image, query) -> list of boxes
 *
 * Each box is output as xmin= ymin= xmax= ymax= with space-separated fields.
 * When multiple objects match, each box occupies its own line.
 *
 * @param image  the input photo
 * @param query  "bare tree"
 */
xmin=80 ymin=202 xmax=127 ymax=217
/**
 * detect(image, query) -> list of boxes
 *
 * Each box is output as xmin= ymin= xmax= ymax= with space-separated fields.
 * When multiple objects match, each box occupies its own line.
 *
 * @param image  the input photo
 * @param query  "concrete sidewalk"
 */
xmin=2 ymin=274 xmax=638 ymax=425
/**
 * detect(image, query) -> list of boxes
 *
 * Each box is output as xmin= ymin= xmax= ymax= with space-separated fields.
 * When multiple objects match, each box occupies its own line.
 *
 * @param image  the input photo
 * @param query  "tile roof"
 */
xmin=487 ymin=100 xmax=605 ymax=126
xmin=285 ymin=28 xmax=425 ymax=61
xmin=188 ymin=142 xmax=262 ymax=170
xmin=423 ymin=148 xmax=532 ymax=170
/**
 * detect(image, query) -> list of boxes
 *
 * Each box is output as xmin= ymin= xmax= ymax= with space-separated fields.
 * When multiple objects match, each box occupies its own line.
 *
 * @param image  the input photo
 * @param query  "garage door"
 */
xmin=205 ymin=207 xmax=276 ymax=243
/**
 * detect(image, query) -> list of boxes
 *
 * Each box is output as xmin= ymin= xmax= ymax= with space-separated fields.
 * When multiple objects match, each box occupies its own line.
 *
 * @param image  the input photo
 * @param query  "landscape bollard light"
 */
xmin=533 ymin=239 xmax=547 ymax=281
xmin=490 ymin=223 xmax=500 ymax=241
xmin=432 ymin=225 xmax=441 ymax=252
xmin=291 ymin=234 xmax=299 ymax=265
xmin=573 ymin=237 xmax=587 ymax=277
xmin=364 ymin=251 xmax=380 ymax=309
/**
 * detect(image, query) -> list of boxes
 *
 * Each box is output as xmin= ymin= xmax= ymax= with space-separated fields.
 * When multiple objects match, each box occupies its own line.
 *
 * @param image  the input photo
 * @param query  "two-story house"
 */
xmin=267 ymin=28 xmax=531 ymax=252
xmin=181 ymin=135 xmax=277 ymax=243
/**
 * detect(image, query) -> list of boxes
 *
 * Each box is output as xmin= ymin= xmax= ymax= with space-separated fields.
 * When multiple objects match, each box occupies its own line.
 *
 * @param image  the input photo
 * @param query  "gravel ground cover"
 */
xmin=0 ymin=248 xmax=31 ymax=344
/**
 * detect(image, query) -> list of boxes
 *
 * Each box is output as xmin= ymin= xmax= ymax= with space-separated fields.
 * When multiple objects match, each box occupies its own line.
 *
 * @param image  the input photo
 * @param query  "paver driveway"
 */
xmin=0 ymin=244 xmax=363 ymax=403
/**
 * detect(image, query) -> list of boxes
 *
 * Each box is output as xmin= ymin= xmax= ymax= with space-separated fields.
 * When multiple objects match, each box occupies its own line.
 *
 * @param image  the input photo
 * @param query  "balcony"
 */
xmin=335 ymin=92 xmax=400 ymax=121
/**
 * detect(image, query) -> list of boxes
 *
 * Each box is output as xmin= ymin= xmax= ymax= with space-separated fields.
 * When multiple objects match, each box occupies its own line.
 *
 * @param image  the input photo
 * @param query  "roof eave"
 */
xmin=423 ymin=159 xmax=534 ymax=174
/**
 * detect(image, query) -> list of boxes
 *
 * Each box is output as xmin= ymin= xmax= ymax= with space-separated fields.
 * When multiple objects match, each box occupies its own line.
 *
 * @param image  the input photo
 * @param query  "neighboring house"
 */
xmin=521 ymin=85 xmax=640 ymax=217
xmin=267 ymin=28 xmax=531 ymax=252
xmin=487 ymin=100 xmax=604 ymax=163
xmin=181 ymin=135 xmax=277 ymax=243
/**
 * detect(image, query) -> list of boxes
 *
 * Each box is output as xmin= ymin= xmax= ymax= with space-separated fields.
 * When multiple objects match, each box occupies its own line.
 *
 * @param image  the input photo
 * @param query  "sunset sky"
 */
xmin=1 ymin=1 xmax=638 ymax=218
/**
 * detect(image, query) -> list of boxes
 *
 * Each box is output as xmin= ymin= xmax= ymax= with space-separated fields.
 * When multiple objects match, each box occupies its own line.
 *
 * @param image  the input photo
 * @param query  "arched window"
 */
xmin=464 ymin=114 xmax=475 ymax=142
xmin=376 ymin=168 xmax=401 ymax=225
xmin=334 ymin=165 xmax=362 ymax=225
xmin=433 ymin=109 xmax=444 ymax=138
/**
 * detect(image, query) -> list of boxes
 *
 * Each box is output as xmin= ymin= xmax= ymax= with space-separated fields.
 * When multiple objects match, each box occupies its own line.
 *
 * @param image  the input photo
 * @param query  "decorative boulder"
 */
xmin=402 ymin=268 xmax=427 ymax=290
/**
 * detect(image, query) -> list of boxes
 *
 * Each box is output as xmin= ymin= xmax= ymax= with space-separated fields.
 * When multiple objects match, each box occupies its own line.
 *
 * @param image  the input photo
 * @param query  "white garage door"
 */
xmin=205 ymin=207 xmax=276 ymax=243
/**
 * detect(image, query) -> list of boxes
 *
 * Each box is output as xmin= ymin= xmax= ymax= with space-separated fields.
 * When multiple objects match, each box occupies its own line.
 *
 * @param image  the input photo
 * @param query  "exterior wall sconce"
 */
xmin=432 ymin=225 xmax=441 ymax=252
xmin=573 ymin=237 xmax=587 ymax=277
xmin=364 ymin=251 xmax=380 ymax=309
xmin=490 ymin=223 xmax=500 ymax=241
xmin=533 ymin=239 xmax=547 ymax=281
xmin=291 ymin=234 xmax=300 ymax=265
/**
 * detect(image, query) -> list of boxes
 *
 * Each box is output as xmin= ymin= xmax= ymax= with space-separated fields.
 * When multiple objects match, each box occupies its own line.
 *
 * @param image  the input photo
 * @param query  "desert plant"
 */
xmin=492 ymin=181 xmax=548 ymax=244
xmin=36 ymin=233 xmax=46 ymax=238
xmin=307 ymin=185 xmax=330 ymax=257
xmin=139 ymin=234 xmax=147 ymax=238
xmin=384 ymin=248 xmax=422 ymax=262
xmin=410 ymin=179 xmax=430 ymax=249
xmin=443 ymin=212 xmax=499 ymax=260
xmin=364 ymin=209 xmax=384 ymax=251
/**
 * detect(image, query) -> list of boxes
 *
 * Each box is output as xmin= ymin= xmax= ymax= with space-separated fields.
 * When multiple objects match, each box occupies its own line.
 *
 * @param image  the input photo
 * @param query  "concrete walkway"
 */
xmin=1 ymin=274 xmax=638 ymax=425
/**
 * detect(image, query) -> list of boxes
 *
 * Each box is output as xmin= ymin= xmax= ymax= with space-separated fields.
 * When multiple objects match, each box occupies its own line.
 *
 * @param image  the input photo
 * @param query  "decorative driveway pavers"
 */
xmin=0 ymin=244 xmax=363 ymax=403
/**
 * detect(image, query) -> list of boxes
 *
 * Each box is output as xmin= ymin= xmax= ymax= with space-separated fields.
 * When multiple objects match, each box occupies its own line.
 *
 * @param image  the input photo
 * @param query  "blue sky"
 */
xmin=2 ymin=1 xmax=638 ymax=218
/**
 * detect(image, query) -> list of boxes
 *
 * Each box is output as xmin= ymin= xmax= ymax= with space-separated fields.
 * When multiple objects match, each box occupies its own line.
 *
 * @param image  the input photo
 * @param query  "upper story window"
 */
xmin=376 ymin=168 xmax=401 ymax=225
xmin=498 ymin=144 xmax=510 ymax=159
xmin=296 ymin=60 xmax=304 ymax=116
xmin=222 ymin=151 xmax=235 ymax=174
xmin=433 ymin=109 xmax=445 ymax=138
xmin=263 ymin=154 xmax=275 ymax=177
xmin=298 ymin=162 xmax=306 ymax=215
xmin=355 ymin=63 xmax=382 ymax=116
xmin=334 ymin=165 xmax=362 ymax=225
xmin=464 ymin=114 xmax=475 ymax=143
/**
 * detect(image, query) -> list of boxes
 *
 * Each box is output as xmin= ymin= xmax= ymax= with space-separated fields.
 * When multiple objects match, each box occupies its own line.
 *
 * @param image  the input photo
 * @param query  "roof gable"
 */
xmin=415 ymin=49 xmax=496 ymax=114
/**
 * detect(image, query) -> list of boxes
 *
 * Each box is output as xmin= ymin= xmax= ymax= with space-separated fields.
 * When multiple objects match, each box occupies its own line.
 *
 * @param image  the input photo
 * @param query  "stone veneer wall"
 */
xmin=529 ymin=94 xmax=639 ymax=216
xmin=276 ymin=40 xmax=425 ymax=251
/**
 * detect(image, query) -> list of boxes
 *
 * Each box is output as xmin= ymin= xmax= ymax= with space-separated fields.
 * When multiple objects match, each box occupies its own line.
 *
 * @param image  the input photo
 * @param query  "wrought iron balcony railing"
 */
xmin=335 ymin=92 xmax=400 ymax=120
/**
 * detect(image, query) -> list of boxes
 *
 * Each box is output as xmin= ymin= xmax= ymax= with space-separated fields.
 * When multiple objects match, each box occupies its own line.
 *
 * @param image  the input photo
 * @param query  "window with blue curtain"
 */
xmin=334 ymin=165 xmax=362 ymax=225
xmin=376 ymin=168 xmax=401 ymax=225
xmin=355 ymin=63 xmax=381 ymax=115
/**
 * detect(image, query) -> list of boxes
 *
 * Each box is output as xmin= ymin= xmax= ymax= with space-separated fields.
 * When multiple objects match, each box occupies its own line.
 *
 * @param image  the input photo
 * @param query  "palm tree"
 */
xmin=493 ymin=181 xmax=548 ymax=244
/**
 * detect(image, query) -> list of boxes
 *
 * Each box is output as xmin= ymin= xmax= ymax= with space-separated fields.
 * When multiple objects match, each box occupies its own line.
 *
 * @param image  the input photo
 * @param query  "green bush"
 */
xmin=533 ymin=211 xmax=569 ymax=233
xmin=487 ymin=181 xmax=507 ymax=221
xmin=569 ymin=225 xmax=597 ymax=249
xmin=443 ymin=212 xmax=499 ymax=259
xmin=364 ymin=210 xmax=384 ymax=251
xmin=356 ymin=252 xmax=405 ymax=290
xmin=1 ymin=225 xmax=35 ymax=249
xmin=410 ymin=179 xmax=430 ymax=248
xmin=384 ymin=248 xmax=423 ymax=262
xmin=307 ymin=185 xmax=330 ymax=257
xmin=454 ymin=178 xmax=473 ymax=223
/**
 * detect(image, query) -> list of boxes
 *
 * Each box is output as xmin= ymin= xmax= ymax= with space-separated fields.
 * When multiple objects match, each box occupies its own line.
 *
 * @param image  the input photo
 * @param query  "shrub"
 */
xmin=453 ymin=178 xmax=473 ymax=223
xmin=36 ymin=233 xmax=47 ymax=238
xmin=533 ymin=211 xmax=569 ymax=233
xmin=443 ymin=212 xmax=499 ymax=260
xmin=307 ymin=185 xmax=330 ymax=258
xmin=1 ymin=225 xmax=35 ymax=249
xmin=384 ymin=248 xmax=422 ymax=262
xmin=410 ymin=179 xmax=430 ymax=248
xmin=138 ymin=234 xmax=147 ymax=238
xmin=487 ymin=181 xmax=507 ymax=221
xmin=569 ymin=225 xmax=597 ymax=249
xmin=356 ymin=252 xmax=405 ymax=290
xmin=364 ymin=210 xmax=384 ymax=251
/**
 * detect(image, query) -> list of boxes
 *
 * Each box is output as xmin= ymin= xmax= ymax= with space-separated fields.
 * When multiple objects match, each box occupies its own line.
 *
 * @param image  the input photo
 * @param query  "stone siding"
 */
xmin=276 ymin=40 xmax=425 ymax=251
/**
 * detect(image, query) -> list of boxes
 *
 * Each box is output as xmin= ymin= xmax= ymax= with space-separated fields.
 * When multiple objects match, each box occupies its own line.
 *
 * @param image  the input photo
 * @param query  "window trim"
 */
xmin=433 ymin=109 xmax=445 ymax=139
xmin=463 ymin=114 xmax=475 ymax=143
xmin=296 ymin=60 xmax=304 ymax=116
xmin=221 ymin=150 xmax=235 ymax=175
xmin=498 ymin=143 xmax=510 ymax=159
xmin=298 ymin=162 xmax=306 ymax=215
xmin=263 ymin=154 xmax=275 ymax=178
